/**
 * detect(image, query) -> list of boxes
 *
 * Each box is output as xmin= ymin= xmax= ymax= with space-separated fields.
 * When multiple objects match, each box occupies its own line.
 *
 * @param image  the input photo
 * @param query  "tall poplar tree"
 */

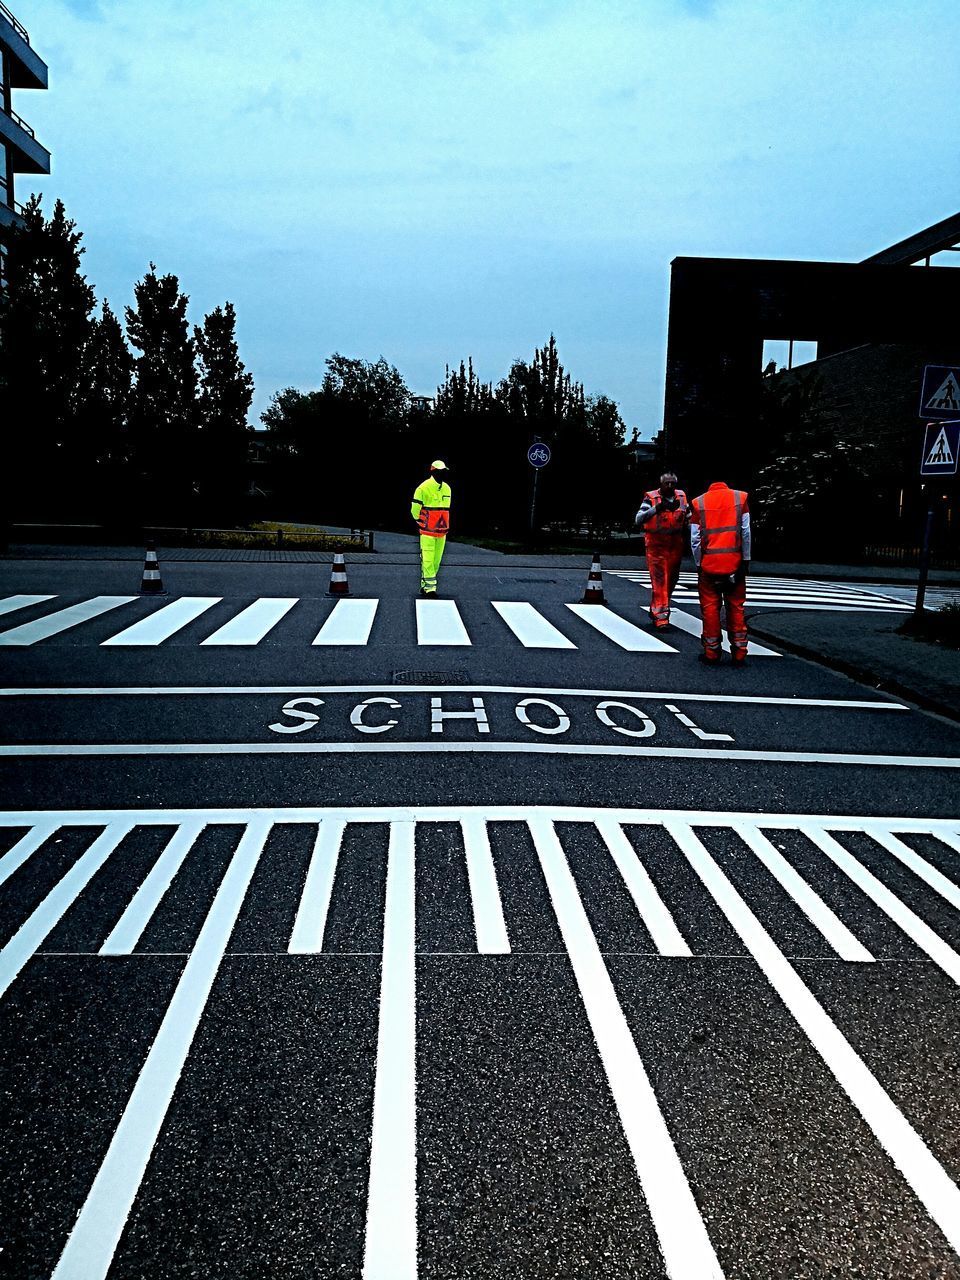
xmin=125 ymin=264 xmax=198 ymax=520
xmin=0 ymin=196 xmax=96 ymax=518
xmin=194 ymin=301 xmax=254 ymax=519
xmin=79 ymin=300 xmax=135 ymax=519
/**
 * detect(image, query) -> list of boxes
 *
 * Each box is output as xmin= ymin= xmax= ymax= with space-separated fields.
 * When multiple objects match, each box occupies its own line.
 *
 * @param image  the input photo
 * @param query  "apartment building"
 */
xmin=0 ymin=0 xmax=49 ymax=232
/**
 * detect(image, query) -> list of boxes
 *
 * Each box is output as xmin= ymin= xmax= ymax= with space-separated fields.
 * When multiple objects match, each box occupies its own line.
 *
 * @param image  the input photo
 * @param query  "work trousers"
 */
xmin=419 ymin=534 xmax=446 ymax=593
xmin=645 ymin=534 xmax=684 ymax=625
xmin=698 ymin=568 xmax=748 ymax=661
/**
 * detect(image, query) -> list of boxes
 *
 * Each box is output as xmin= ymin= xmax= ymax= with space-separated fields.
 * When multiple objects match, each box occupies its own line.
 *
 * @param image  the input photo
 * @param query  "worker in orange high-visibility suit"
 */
xmin=689 ymin=481 xmax=751 ymax=665
xmin=635 ymin=472 xmax=689 ymax=628
xmin=411 ymin=460 xmax=451 ymax=596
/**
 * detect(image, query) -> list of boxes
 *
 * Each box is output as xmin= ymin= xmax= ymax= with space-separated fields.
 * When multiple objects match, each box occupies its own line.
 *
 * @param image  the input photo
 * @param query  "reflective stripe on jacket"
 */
xmin=411 ymin=478 xmax=451 ymax=538
xmin=642 ymin=488 xmax=688 ymax=535
xmin=690 ymin=483 xmax=749 ymax=575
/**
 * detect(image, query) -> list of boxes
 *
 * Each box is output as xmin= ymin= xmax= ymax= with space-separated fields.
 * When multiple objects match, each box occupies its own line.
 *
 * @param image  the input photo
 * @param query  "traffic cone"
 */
xmin=325 ymin=545 xmax=351 ymax=597
xmin=581 ymin=552 xmax=605 ymax=604
xmin=140 ymin=540 xmax=163 ymax=594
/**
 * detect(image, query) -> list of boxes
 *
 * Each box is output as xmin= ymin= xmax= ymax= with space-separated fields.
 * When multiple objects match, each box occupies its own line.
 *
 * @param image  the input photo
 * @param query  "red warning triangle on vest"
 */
xmin=434 ymin=513 xmax=449 ymax=531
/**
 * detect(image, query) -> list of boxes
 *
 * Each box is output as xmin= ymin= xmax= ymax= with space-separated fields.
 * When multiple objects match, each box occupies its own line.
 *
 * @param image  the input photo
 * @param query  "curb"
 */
xmin=747 ymin=621 xmax=960 ymax=725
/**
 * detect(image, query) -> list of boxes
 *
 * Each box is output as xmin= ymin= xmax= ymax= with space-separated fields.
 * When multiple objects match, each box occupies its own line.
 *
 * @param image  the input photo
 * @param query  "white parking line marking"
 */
xmin=492 ymin=601 xmax=577 ymax=649
xmin=288 ymin=819 xmax=346 ymax=954
xmin=529 ymin=816 xmax=724 ymax=1279
xmin=0 ymin=594 xmax=56 ymax=618
xmin=802 ymin=828 xmax=960 ymax=986
xmin=668 ymin=820 xmax=960 ymax=1260
xmin=865 ymin=831 xmax=960 ymax=915
xmin=101 ymin=597 xmax=222 ymax=646
xmin=1 ymin=742 xmax=954 ymax=767
xmin=0 ymin=685 xmax=907 ymax=708
xmin=0 ymin=597 xmax=137 ymax=645
xmin=363 ymin=821 xmax=418 ymax=1280
xmin=565 ymin=604 xmax=678 ymax=652
xmin=460 ymin=813 xmax=511 ymax=954
xmin=595 ymin=816 xmax=691 ymax=957
xmin=99 ymin=820 xmax=206 ymax=955
xmin=0 ymin=819 xmax=60 ymax=890
xmin=415 ymin=598 xmax=471 ymax=646
xmin=312 ymin=599 xmax=379 ymax=646
xmin=0 ymin=822 xmax=134 ymax=998
xmin=50 ymin=817 xmax=271 ymax=1280
xmin=200 ymin=598 xmax=298 ymax=645
xmin=734 ymin=825 xmax=875 ymax=963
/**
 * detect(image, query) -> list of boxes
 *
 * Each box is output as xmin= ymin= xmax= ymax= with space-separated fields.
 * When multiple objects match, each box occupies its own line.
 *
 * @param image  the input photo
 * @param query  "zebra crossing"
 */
xmin=0 ymin=593 xmax=780 ymax=655
xmin=2 ymin=805 xmax=959 ymax=1278
xmin=609 ymin=570 xmax=925 ymax=612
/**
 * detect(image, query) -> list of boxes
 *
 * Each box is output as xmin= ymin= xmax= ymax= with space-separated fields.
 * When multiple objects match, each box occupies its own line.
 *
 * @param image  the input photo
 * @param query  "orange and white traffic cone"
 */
xmin=581 ymin=552 xmax=605 ymax=604
xmin=140 ymin=540 xmax=163 ymax=594
xmin=325 ymin=545 xmax=351 ymax=597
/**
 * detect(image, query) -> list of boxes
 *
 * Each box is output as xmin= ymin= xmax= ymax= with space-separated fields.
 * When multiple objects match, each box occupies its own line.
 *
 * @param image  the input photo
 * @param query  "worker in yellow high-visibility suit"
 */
xmin=411 ymin=460 xmax=451 ymax=596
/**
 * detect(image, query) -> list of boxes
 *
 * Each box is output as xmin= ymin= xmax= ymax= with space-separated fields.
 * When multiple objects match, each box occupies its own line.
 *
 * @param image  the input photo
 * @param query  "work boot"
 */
xmin=697 ymin=653 xmax=721 ymax=665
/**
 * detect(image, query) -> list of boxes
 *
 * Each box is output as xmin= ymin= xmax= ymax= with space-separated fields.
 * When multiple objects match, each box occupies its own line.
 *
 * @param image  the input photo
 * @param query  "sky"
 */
xmin=15 ymin=0 xmax=960 ymax=436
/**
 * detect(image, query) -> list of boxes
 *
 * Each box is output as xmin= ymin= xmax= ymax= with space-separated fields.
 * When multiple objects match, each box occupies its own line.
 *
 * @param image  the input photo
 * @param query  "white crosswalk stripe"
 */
xmin=3 ymin=805 xmax=960 ymax=1278
xmin=664 ymin=605 xmax=781 ymax=656
xmin=0 ymin=596 xmax=137 ymax=645
xmin=200 ymin=597 xmax=298 ymax=645
xmin=565 ymin=603 xmax=678 ymax=652
xmin=415 ymin=598 xmax=471 ymax=645
xmin=100 ymin=597 xmax=222 ymax=646
xmin=610 ymin=571 xmax=919 ymax=613
xmin=0 ymin=595 xmax=734 ymax=654
xmin=312 ymin=598 xmax=379 ymax=646
xmin=492 ymin=600 xmax=576 ymax=649
xmin=0 ymin=594 xmax=56 ymax=619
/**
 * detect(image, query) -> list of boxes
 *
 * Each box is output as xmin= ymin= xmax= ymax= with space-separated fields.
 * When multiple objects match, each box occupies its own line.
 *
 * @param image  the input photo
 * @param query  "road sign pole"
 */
xmin=915 ymin=505 xmax=935 ymax=616
xmin=529 ymin=466 xmax=539 ymax=535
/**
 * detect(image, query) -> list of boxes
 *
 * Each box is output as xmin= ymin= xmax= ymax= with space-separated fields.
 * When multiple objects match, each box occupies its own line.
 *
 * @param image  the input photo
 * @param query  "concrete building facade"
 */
xmin=0 ymin=1 xmax=49 ymax=236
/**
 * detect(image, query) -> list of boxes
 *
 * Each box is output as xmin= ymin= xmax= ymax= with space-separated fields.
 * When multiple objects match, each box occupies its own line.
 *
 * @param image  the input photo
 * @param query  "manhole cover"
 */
xmin=393 ymin=669 xmax=470 ymax=685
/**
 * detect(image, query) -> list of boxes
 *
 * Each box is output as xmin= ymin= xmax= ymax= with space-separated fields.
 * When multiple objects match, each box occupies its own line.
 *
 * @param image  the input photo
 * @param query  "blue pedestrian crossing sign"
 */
xmin=920 ymin=420 xmax=960 ymax=476
xmin=919 ymin=365 xmax=960 ymax=419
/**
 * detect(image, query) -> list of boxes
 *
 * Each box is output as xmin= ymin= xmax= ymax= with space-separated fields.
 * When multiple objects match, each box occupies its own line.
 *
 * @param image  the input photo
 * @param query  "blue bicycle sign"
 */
xmin=527 ymin=442 xmax=552 ymax=468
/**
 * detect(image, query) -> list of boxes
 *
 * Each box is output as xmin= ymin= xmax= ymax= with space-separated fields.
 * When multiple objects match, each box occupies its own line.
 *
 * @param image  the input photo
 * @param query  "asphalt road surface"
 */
xmin=1 ymin=554 xmax=959 ymax=1280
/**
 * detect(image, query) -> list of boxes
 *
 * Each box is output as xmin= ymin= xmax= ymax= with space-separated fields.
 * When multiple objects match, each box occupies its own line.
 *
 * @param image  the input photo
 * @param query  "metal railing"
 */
xmin=0 ymin=1 xmax=29 ymax=45
xmin=6 ymin=107 xmax=36 ymax=139
xmin=863 ymin=544 xmax=960 ymax=570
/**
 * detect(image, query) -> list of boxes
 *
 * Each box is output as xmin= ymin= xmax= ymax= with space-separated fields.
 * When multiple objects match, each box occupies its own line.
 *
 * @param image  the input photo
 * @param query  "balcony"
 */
xmin=0 ymin=2 xmax=48 ymax=90
xmin=0 ymin=106 xmax=49 ymax=175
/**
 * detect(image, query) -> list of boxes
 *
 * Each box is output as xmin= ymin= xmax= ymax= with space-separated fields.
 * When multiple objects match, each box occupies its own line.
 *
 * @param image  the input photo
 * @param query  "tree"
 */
xmin=125 ymin=264 xmax=198 ymax=521
xmin=194 ymin=301 xmax=254 ymax=520
xmin=260 ymin=355 xmax=413 ymax=524
xmin=753 ymin=368 xmax=868 ymax=556
xmin=78 ymin=300 xmax=135 ymax=520
xmin=0 ymin=196 xmax=96 ymax=519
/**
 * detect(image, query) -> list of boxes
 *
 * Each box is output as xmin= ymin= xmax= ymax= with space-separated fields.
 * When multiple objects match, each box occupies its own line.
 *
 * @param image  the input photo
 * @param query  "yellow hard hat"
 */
xmin=430 ymin=459 xmax=448 ymax=470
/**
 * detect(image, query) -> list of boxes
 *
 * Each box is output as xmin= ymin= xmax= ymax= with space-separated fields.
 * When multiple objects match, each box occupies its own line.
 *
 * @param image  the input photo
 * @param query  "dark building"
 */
xmin=662 ymin=214 xmax=960 ymax=502
xmin=0 ymin=2 xmax=49 ymax=242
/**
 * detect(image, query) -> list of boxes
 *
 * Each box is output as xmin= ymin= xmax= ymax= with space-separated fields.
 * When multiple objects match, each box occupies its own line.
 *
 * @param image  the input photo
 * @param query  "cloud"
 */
xmin=677 ymin=0 xmax=719 ymax=15
xmin=61 ymin=0 xmax=105 ymax=20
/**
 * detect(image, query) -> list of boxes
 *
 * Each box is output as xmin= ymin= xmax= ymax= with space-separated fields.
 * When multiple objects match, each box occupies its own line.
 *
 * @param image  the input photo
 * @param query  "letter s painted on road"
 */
xmin=268 ymin=697 xmax=325 ymax=734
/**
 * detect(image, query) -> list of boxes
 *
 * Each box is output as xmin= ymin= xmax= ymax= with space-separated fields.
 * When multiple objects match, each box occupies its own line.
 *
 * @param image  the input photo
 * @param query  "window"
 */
xmin=761 ymin=339 xmax=818 ymax=373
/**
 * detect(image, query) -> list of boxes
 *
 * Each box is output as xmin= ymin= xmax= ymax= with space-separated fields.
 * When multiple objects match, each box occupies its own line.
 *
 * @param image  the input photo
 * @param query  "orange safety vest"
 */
xmin=412 ymin=477 xmax=452 ymax=537
xmin=692 ymin=484 xmax=747 ymax=575
xmin=418 ymin=507 xmax=450 ymax=537
xmin=643 ymin=488 xmax=688 ymax=535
